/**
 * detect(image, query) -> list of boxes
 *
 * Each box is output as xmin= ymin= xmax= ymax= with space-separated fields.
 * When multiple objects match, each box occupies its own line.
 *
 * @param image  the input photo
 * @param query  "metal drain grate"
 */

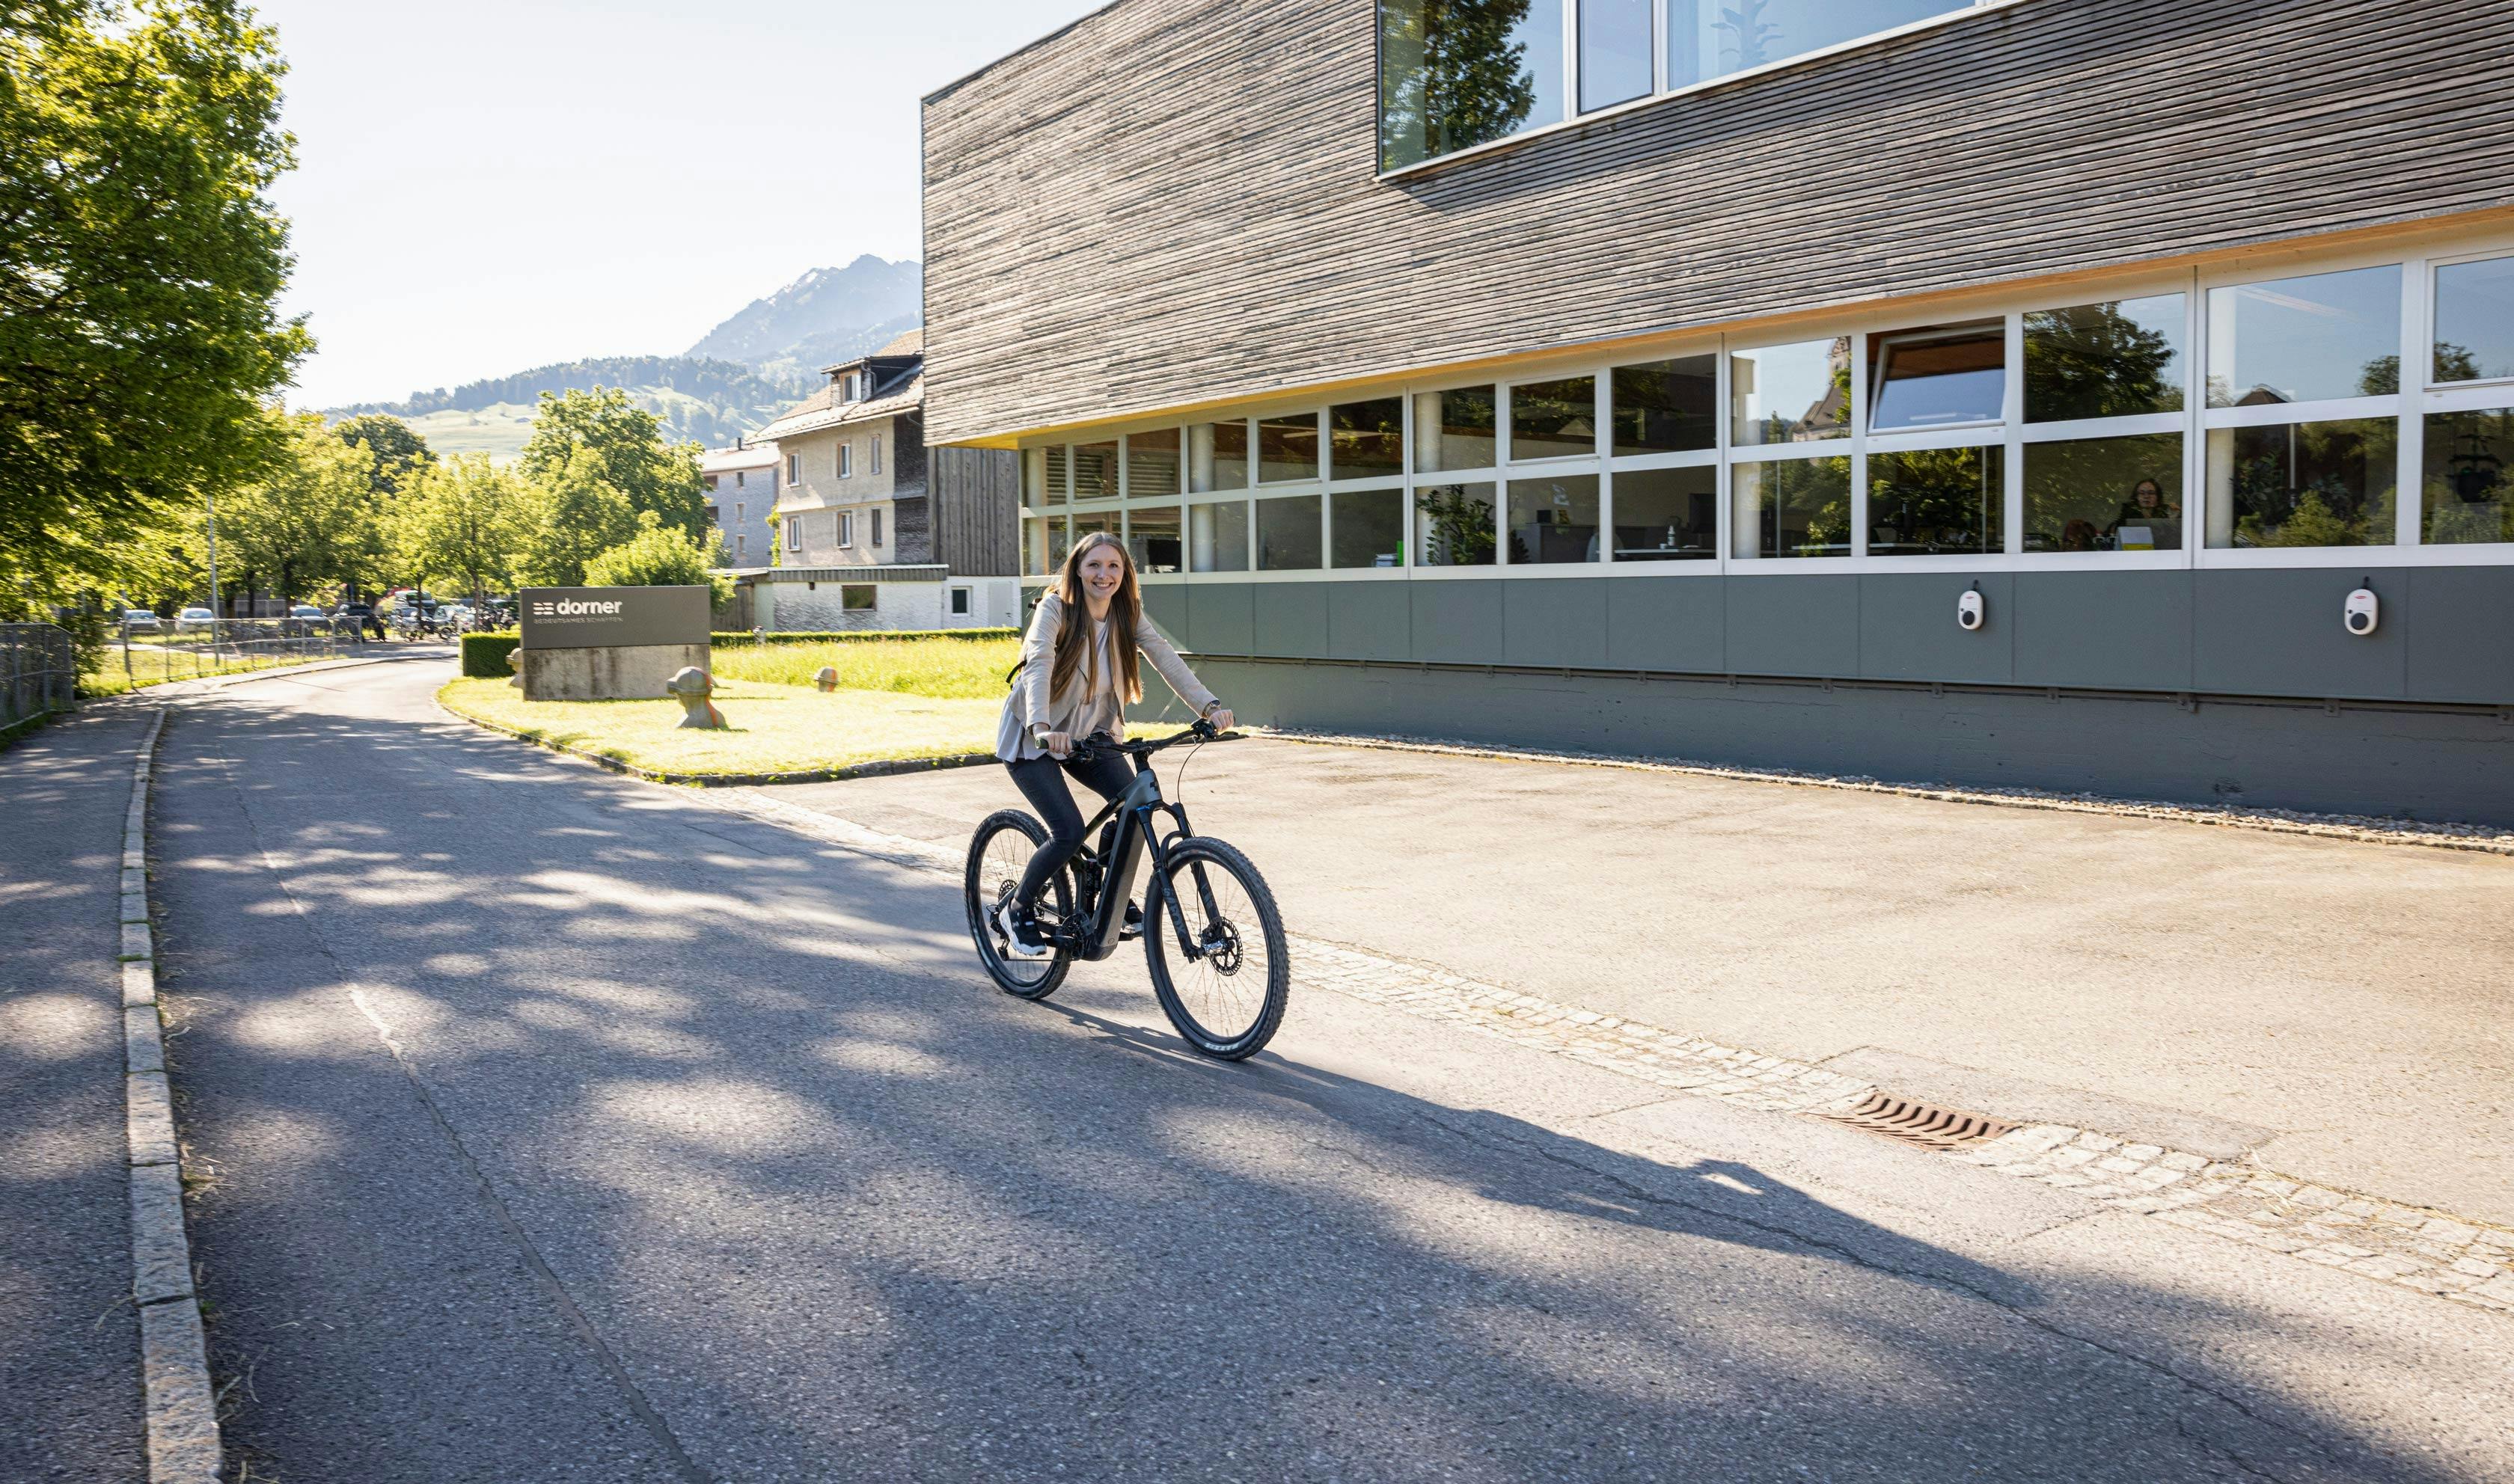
xmin=1823 ymin=1092 xmax=2018 ymax=1150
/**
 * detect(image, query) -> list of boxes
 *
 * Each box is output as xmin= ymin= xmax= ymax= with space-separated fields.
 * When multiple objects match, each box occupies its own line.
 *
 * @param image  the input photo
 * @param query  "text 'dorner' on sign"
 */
xmin=519 ymin=586 xmax=713 ymax=650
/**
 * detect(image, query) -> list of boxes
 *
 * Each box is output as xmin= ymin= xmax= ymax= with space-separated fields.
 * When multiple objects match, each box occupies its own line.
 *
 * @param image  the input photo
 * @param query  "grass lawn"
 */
xmin=709 ymin=635 xmax=1018 ymax=698
xmin=438 ymin=675 xmax=1009 ymax=779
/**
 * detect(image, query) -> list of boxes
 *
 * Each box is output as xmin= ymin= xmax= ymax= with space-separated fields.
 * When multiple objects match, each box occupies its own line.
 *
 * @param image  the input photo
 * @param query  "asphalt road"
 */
xmin=776 ymin=729 xmax=2514 ymax=1227
xmin=0 ymin=709 xmax=149 ymax=1483
xmin=149 ymin=659 xmax=2513 ymax=1483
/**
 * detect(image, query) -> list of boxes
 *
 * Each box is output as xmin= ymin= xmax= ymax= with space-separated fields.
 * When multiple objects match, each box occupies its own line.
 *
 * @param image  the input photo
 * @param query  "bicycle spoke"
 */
xmin=1159 ymin=857 xmax=1270 ymax=1042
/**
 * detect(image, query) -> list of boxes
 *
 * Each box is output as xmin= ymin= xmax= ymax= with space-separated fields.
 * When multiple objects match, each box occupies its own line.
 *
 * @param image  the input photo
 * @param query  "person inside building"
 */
xmin=992 ymin=532 xmax=1233 ymax=957
xmin=2107 ymin=478 xmax=2181 ymax=550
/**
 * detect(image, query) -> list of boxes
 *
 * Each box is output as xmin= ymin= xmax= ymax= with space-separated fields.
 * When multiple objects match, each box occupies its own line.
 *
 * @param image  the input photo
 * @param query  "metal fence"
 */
xmin=2 ymin=623 xmax=77 ymax=729
xmin=101 ymin=617 xmax=361 ymax=691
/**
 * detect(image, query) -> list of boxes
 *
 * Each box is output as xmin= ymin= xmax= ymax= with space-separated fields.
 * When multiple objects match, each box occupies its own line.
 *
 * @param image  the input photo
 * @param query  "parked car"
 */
xmin=340 ymin=602 xmax=383 ymax=639
xmin=174 ymin=607 xmax=215 ymax=634
xmin=121 ymin=610 xmax=160 ymax=634
xmin=284 ymin=604 xmax=327 ymax=636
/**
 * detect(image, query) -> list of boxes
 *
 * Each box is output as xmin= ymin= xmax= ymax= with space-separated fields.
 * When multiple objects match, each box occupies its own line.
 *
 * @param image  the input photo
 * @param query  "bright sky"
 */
xmin=257 ymin=0 xmax=1104 ymax=410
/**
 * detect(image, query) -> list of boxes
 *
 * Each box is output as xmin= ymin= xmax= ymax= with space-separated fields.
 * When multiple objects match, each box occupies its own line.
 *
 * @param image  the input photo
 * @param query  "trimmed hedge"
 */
xmin=709 ymin=628 xmax=1017 ymax=646
xmin=460 ymin=634 xmax=522 ymax=678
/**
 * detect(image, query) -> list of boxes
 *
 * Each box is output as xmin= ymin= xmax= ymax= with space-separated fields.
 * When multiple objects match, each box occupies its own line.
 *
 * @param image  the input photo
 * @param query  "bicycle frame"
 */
xmin=1051 ymin=752 xmax=1223 ymax=966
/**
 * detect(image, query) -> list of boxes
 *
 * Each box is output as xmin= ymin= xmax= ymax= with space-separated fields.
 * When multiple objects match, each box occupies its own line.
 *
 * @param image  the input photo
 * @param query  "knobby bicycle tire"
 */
xmin=1143 ymin=837 xmax=1290 ymax=1061
xmin=964 ymin=809 xmax=1073 ymax=1001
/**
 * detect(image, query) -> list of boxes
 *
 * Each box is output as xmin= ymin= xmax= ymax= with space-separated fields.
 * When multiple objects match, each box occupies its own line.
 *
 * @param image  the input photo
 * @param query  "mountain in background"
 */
xmin=685 ymin=254 xmax=923 ymax=384
xmin=324 ymin=257 xmax=923 ymax=459
xmin=328 ymin=356 xmax=815 ymax=459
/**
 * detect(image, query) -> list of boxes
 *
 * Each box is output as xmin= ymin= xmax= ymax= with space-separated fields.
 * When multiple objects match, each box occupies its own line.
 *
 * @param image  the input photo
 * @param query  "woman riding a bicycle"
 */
xmin=993 ymin=532 xmax=1234 ymax=957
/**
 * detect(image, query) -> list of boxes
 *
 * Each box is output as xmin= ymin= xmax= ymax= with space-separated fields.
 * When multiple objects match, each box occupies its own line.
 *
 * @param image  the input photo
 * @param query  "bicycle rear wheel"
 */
xmin=1143 ymin=838 xmax=1288 ymax=1060
xmin=965 ymin=809 xmax=1073 ymax=1000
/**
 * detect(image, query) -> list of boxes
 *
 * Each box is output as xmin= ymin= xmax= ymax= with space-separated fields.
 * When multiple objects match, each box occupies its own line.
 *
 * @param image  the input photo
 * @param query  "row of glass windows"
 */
xmin=1018 ymin=253 xmax=2514 ymax=571
xmin=1024 ymin=409 xmax=2510 ymax=575
xmin=1376 ymin=0 xmax=1992 ymax=172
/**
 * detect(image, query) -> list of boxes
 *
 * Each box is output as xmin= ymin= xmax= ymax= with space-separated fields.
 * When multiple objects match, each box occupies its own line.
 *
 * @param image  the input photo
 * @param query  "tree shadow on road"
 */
xmin=148 ymin=687 xmax=2496 ymax=1484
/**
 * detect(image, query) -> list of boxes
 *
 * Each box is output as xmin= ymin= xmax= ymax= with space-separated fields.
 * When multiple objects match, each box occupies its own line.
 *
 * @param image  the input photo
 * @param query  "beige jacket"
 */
xmin=996 ymin=592 xmax=1217 ymax=762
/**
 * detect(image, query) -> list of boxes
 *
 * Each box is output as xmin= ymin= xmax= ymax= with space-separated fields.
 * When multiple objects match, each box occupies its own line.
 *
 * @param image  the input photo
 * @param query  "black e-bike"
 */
xmin=964 ymin=720 xmax=1290 ymax=1061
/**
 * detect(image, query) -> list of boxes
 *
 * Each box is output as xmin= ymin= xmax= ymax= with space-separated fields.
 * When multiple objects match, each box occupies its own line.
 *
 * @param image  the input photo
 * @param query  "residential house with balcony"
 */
xmin=749 ymin=330 xmax=1023 ymax=630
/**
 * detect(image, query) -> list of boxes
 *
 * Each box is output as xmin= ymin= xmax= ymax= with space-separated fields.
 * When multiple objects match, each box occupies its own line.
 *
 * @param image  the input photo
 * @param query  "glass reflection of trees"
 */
xmin=1415 ymin=386 xmax=1500 ymax=470
xmin=1416 ymin=483 xmax=1498 ymax=565
xmin=1740 ymin=456 xmax=1850 ymax=558
xmin=1868 ymin=447 xmax=2001 ymax=556
xmin=2024 ymin=300 xmax=2183 ymax=422
xmin=2215 ymin=420 xmax=2397 ymax=548
xmin=1378 ymin=0 xmax=1547 ymax=171
xmin=1612 ymin=356 xmax=1718 ymax=454
xmin=2423 ymin=409 xmax=2514 ymax=545
xmin=1509 ymin=375 xmax=1596 ymax=460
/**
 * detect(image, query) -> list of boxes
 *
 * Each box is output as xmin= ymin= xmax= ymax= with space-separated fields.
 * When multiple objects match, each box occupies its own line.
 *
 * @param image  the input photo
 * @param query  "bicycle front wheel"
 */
xmin=965 ymin=809 xmax=1072 ymax=1001
xmin=1143 ymin=838 xmax=1288 ymax=1061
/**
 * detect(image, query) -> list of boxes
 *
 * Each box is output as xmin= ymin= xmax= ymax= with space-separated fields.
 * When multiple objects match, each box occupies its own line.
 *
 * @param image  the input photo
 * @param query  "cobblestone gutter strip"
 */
xmin=1294 ymin=940 xmax=2514 ymax=1319
xmin=709 ymin=785 xmax=2514 ymax=1322
xmin=119 ymin=708 xmax=222 ymax=1481
xmin=1260 ymin=728 xmax=2514 ymax=857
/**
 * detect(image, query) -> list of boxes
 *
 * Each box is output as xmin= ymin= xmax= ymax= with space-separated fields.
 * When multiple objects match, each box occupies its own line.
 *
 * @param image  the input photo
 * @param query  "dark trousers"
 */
xmin=1005 ymin=750 xmax=1138 ymax=909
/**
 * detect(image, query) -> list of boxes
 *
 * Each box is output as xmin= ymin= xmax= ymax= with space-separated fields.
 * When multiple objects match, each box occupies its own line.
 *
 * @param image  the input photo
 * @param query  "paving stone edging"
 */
xmin=702 ymin=785 xmax=2514 ymax=1322
xmin=117 ymin=708 xmax=222 ymax=1481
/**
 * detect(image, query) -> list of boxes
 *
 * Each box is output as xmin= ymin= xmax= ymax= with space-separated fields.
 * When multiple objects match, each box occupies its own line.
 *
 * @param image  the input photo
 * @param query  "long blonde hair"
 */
xmin=1048 ymin=532 xmax=1142 ymax=704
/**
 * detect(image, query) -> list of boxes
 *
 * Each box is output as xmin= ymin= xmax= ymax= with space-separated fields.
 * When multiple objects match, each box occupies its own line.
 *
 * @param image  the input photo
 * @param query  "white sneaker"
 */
xmin=995 ymin=899 xmax=1050 ymax=960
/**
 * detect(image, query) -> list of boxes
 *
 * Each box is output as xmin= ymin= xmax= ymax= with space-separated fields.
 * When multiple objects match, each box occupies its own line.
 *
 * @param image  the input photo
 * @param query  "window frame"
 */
xmin=1378 ymin=0 xmax=2022 ymax=180
xmin=837 ymin=510 xmax=854 ymax=548
xmin=1007 ymin=232 xmax=2514 ymax=586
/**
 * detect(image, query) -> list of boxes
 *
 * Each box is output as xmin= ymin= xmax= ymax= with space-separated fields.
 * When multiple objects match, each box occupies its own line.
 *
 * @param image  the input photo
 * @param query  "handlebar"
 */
xmin=1065 ymin=718 xmax=1224 ymax=762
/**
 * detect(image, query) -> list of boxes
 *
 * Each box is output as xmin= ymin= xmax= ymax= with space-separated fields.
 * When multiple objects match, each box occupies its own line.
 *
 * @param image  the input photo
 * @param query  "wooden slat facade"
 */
xmin=930 ymin=445 xmax=1023 ymax=575
xmin=921 ymin=0 xmax=2514 ymax=446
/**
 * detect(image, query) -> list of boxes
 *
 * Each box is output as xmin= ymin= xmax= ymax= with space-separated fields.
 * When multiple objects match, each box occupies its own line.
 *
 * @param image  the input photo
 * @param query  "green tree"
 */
xmin=516 ymin=448 xmax=640 ymax=587
xmin=334 ymin=413 xmax=434 ymax=496
xmin=211 ymin=409 xmax=382 ymax=606
xmin=518 ymin=387 xmax=708 ymax=542
xmin=392 ymin=453 xmax=522 ymax=606
xmin=581 ymin=512 xmax=733 ymax=608
xmin=0 ymin=0 xmax=308 ymax=613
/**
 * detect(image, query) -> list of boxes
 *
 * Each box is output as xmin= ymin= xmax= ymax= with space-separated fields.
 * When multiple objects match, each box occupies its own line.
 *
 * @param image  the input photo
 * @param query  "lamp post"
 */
xmin=204 ymin=487 xmax=224 ymax=663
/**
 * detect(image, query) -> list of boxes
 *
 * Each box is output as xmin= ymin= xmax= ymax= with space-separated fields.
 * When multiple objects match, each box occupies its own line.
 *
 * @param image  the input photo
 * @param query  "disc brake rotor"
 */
xmin=1199 ymin=917 xmax=1244 ymax=975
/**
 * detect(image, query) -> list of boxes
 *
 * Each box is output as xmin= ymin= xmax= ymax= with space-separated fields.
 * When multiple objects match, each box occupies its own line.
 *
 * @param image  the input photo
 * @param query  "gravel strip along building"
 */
xmin=919 ymin=0 xmax=2514 ymax=823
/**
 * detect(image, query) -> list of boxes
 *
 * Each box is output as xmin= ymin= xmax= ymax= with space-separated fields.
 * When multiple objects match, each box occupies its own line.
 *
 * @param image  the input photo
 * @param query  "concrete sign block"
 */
xmin=519 ymin=586 xmax=711 ymax=651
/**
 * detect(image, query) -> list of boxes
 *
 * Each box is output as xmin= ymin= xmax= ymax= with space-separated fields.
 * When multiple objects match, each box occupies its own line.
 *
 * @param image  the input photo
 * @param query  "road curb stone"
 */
xmin=113 ymin=708 xmax=222 ymax=1482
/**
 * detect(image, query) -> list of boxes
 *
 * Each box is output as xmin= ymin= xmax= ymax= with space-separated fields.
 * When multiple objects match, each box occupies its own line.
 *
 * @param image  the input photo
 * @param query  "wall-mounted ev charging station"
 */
xmin=1957 ymin=584 xmax=1987 ymax=633
xmin=2345 ymin=582 xmax=2380 ymax=637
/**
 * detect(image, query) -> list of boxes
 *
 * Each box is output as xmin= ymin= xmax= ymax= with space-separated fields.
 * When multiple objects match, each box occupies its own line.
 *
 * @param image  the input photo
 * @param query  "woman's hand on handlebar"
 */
xmin=1039 ymin=729 xmax=1072 ymax=759
xmin=1205 ymin=708 xmax=1235 ymax=733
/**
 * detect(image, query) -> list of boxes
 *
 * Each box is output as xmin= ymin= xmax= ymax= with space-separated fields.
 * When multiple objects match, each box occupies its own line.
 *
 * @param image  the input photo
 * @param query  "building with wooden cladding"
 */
xmin=921 ymin=0 xmax=2514 ymax=822
xmin=743 ymin=329 xmax=1023 ymax=630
